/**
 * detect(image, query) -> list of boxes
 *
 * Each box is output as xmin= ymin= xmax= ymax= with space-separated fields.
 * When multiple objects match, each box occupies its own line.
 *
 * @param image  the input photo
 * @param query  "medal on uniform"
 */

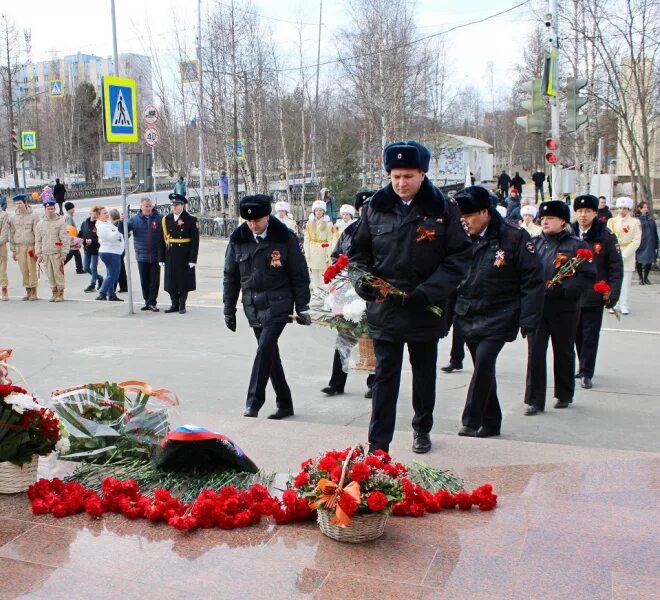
xmin=270 ymin=250 xmax=282 ymax=267
xmin=415 ymin=226 xmax=436 ymax=242
xmin=594 ymin=243 xmax=602 ymax=255
xmin=494 ymin=249 xmax=506 ymax=267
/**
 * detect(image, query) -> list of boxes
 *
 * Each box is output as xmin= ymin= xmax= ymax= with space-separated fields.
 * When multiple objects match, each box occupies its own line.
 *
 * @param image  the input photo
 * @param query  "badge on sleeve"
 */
xmin=614 ymin=242 xmax=621 ymax=254
xmin=526 ymin=241 xmax=535 ymax=254
xmin=270 ymin=250 xmax=282 ymax=267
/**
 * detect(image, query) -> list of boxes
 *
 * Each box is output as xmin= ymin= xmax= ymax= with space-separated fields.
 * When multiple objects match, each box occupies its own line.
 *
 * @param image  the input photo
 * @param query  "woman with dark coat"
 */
xmin=635 ymin=201 xmax=658 ymax=285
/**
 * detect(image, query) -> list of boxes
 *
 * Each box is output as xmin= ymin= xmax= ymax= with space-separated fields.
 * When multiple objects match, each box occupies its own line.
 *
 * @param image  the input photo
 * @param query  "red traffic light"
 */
xmin=545 ymin=152 xmax=558 ymax=164
xmin=545 ymin=138 xmax=558 ymax=150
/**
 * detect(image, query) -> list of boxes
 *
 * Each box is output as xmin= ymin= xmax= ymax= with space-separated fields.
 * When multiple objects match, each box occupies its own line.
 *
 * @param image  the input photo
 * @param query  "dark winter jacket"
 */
xmin=78 ymin=217 xmax=100 ymax=255
xmin=223 ymin=215 xmax=310 ymax=328
xmin=505 ymin=196 xmax=522 ymax=222
xmin=534 ymin=228 xmax=597 ymax=316
xmin=455 ymin=210 xmax=544 ymax=342
xmin=331 ymin=220 xmax=359 ymax=261
xmin=511 ymin=174 xmax=525 ymax=192
xmin=158 ymin=210 xmax=199 ymax=294
xmin=572 ymin=218 xmax=623 ymax=308
xmin=128 ymin=209 xmax=163 ymax=263
xmin=53 ymin=182 xmax=66 ymax=202
xmin=532 ymin=171 xmax=546 ymax=187
xmin=348 ymin=177 xmax=472 ymax=342
xmin=597 ymin=207 xmax=613 ymax=224
xmin=635 ymin=213 xmax=659 ymax=264
xmin=497 ymin=172 xmax=512 ymax=191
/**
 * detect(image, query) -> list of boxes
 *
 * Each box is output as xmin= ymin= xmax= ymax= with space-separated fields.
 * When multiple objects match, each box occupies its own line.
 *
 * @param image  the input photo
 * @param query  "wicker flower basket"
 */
xmin=317 ymin=508 xmax=388 ymax=543
xmin=353 ymin=335 xmax=376 ymax=371
xmin=0 ymin=458 xmax=38 ymax=494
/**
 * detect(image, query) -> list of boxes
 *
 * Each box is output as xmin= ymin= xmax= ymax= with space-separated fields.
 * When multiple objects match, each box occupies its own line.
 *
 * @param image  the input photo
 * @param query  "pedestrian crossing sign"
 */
xmin=49 ymin=80 xmax=64 ymax=98
xmin=102 ymin=76 xmax=138 ymax=143
xmin=21 ymin=131 xmax=37 ymax=151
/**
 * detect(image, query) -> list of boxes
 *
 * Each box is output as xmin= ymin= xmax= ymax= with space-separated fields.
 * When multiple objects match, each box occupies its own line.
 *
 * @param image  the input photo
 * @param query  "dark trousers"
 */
xmin=328 ymin=348 xmax=375 ymax=391
xmin=462 ymin=338 xmax=505 ymax=431
xmin=369 ymin=338 xmax=438 ymax=451
xmin=115 ymin=255 xmax=127 ymax=292
xmin=449 ymin=319 xmax=465 ymax=364
xmin=137 ymin=261 xmax=160 ymax=306
xmin=246 ymin=323 xmax=292 ymax=412
xmin=525 ymin=310 xmax=580 ymax=409
xmin=64 ymin=250 xmax=83 ymax=272
xmin=575 ymin=306 xmax=604 ymax=378
xmin=168 ymin=291 xmax=188 ymax=310
xmin=535 ymin=185 xmax=543 ymax=202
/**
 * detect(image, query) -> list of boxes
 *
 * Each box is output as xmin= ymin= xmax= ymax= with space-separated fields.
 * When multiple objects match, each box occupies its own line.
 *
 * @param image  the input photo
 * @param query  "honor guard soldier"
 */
xmin=454 ymin=186 xmax=544 ymax=437
xmin=349 ymin=140 xmax=472 ymax=454
xmin=223 ymin=194 xmax=311 ymax=420
xmin=572 ymin=194 xmax=623 ymax=389
xmin=159 ymin=193 xmax=199 ymax=314
xmin=8 ymin=194 xmax=40 ymax=300
xmin=524 ymin=200 xmax=596 ymax=415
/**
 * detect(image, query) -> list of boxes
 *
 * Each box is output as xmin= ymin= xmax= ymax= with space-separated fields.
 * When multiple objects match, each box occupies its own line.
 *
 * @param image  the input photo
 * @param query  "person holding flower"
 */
xmin=322 ymin=191 xmax=375 ymax=398
xmin=524 ymin=201 xmax=596 ymax=415
xmin=453 ymin=186 xmax=544 ymax=438
xmin=571 ymin=194 xmax=623 ymax=390
xmin=35 ymin=200 xmax=69 ymax=302
xmin=304 ymin=200 xmax=334 ymax=290
xmin=606 ymin=197 xmax=641 ymax=315
xmin=349 ymin=140 xmax=472 ymax=454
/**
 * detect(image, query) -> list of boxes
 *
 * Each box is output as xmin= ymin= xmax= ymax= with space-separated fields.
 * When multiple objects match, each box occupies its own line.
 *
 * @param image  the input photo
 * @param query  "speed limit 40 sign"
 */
xmin=144 ymin=126 xmax=160 ymax=147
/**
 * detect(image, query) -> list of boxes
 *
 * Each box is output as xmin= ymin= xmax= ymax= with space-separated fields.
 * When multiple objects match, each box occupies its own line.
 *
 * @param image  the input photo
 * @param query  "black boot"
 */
xmin=636 ymin=263 xmax=645 ymax=285
xmin=643 ymin=264 xmax=652 ymax=285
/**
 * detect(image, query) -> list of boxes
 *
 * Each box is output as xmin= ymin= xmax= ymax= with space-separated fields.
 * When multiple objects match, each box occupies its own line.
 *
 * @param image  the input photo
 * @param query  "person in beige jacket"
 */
xmin=35 ymin=200 xmax=70 ymax=302
xmin=8 ymin=194 xmax=40 ymax=300
xmin=0 ymin=209 xmax=9 ymax=301
xmin=303 ymin=199 xmax=334 ymax=289
xmin=607 ymin=196 xmax=642 ymax=314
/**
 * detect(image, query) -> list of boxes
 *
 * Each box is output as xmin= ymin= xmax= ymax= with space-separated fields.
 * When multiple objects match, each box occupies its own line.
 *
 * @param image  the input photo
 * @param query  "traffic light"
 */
xmin=10 ymin=129 xmax=24 ymax=164
xmin=516 ymin=79 xmax=545 ymax=134
xmin=545 ymin=138 xmax=559 ymax=164
xmin=566 ymin=77 xmax=588 ymax=132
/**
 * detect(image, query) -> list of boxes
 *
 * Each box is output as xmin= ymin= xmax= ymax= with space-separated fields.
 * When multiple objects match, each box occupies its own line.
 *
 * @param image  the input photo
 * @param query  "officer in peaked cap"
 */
xmin=453 ymin=186 xmax=543 ymax=437
xmin=349 ymin=140 xmax=472 ymax=454
xmin=158 ymin=193 xmax=199 ymax=314
xmin=524 ymin=200 xmax=596 ymax=415
xmin=572 ymin=194 xmax=623 ymax=389
xmin=223 ymin=194 xmax=311 ymax=420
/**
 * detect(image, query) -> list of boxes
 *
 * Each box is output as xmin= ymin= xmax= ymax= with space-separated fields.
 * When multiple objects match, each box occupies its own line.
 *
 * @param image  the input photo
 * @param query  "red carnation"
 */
xmin=576 ymin=248 xmax=594 ymax=262
xmin=454 ymin=490 xmax=473 ymax=510
xmin=335 ymin=254 xmax=349 ymax=270
xmin=408 ymin=503 xmax=426 ymax=517
xmin=593 ymin=280 xmax=611 ymax=295
xmin=338 ymin=493 xmax=358 ymax=516
xmin=318 ymin=455 xmax=338 ymax=472
xmin=321 ymin=243 xmax=330 ymax=248
xmin=349 ymin=462 xmax=371 ymax=483
xmin=366 ymin=491 xmax=389 ymax=511
xmin=329 ymin=465 xmax=343 ymax=482
xmin=293 ymin=471 xmax=310 ymax=488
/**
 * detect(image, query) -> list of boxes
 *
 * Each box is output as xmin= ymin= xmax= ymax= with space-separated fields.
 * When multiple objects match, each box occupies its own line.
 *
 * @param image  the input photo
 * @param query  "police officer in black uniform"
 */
xmin=454 ymin=186 xmax=544 ymax=437
xmin=349 ymin=140 xmax=472 ymax=454
xmin=158 ymin=193 xmax=199 ymax=314
xmin=572 ymin=194 xmax=623 ymax=389
xmin=322 ymin=190 xmax=375 ymax=399
xmin=524 ymin=200 xmax=596 ymax=415
xmin=223 ymin=195 xmax=311 ymax=420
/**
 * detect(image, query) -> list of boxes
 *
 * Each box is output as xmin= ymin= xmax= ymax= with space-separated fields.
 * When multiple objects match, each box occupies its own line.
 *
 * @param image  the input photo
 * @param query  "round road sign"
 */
xmin=144 ymin=125 xmax=160 ymax=147
xmin=143 ymin=104 xmax=159 ymax=125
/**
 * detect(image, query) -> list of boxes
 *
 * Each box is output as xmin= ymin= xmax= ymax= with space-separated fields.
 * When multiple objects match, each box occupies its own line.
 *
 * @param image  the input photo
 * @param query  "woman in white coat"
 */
xmin=607 ymin=197 xmax=641 ymax=314
xmin=303 ymin=200 xmax=333 ymax=289
xmin=95 ymin=207 xmax=125 ymax=302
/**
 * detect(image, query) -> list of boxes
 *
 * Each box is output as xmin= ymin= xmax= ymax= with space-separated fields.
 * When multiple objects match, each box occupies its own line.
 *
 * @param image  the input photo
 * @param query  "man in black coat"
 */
xmin=322 ymin=190 xmax=375 ymax=399
xmin=223 ymin=195 xmax=311 ymax=420
xmin=349 ymin=140 xmax=472 ymax=454
xmin=532 ymin=170 xmax=546 ymax=202
xmin=511 ymin=172 xmax=525 ymax=194
xmin=53 ymin=178 xmax=66 ymax=215
xmin=497 ymin=170 xmax=512 ymax=198
xmin=454 ymin=186 xmax=544 ymax=437
xmin=572 ymin=194 xmax=623 ymax=389
xmin=158 ymin=193 xmax=199 ymax=314
xmin=524 ymin=201 xmax=597 ymax=415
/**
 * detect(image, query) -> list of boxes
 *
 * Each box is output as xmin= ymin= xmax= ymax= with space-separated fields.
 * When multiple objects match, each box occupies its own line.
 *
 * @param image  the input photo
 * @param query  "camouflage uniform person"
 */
xmin=8 ymin=194 xmax=40 ymax=300
xmin=35 ymin=200 xmax=70 ymax=302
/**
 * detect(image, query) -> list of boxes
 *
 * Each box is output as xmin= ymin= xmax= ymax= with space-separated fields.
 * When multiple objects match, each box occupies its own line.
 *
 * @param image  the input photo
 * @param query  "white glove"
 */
xmin=159 ymin=262 xmax=165 ymax=267
xmin=189 ymin=263 xmax=196 ymax=268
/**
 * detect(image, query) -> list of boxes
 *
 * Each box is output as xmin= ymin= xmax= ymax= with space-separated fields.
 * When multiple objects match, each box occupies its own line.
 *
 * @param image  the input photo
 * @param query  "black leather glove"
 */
xmin=404 ymin=288 xmax=430 ymax=310
xmin=224 ymin=314 xmax=236 ymax=332
xmin=520 ymin=327 xmax=535 ymax=339
xmin=296 ymin=312 xmax=312 ymax=326
xmin=355 ymin=277 xmax=378 ymax=301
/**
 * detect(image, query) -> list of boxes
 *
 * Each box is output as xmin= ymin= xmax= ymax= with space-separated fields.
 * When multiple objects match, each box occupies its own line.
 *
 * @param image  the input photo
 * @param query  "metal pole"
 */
xmin=197 ymin=0 xmax=206 ymax=215
xmin=231 ymin=0 xmax=239 ymax=216
xmin=549 ymin=0 xmax=560 ymax=200
xmin=152 ymin=144 xmax=157 ymax=206
xmin=310 ymin=0 xmax=322 ymax=184
xmin=16 ymin=100 xmax=27 ymax=192
xmin=111 ymin=0 xmax=135 ymax=314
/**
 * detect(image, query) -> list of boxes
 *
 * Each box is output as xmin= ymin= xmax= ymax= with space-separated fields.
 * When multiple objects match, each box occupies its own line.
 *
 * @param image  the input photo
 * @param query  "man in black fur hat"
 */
xmin=223 ymin=194 xmax=311 ymax=420
xmin=454 ymin=186 xmax=544 ymax=438
xmin=349 ymin=140 xmax=472 ymax=454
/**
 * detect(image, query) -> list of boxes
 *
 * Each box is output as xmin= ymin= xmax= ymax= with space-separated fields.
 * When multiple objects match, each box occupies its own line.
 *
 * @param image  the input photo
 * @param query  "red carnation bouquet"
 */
xmin=546 ymin=248 xmax=593 ymax=289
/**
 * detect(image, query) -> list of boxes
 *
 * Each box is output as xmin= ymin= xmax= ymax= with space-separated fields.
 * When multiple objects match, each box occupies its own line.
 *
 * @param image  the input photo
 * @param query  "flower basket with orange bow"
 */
xmin=296 ymin=445 xmax=407 ymax=542
xmin=50 ymin=381 xmax=181 ymax=463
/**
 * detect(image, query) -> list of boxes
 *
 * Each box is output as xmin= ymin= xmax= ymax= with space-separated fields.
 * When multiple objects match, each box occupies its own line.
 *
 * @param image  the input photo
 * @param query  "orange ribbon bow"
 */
xmin=270 ymin=250 xmax=282 ymax=267
xmin=309 ymin=478 xmax=362 ymax=527
xmin=415 ymin=226 xmax=436 ymax=243
xmin=118 ymin=380 xmax=180 ymax=407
